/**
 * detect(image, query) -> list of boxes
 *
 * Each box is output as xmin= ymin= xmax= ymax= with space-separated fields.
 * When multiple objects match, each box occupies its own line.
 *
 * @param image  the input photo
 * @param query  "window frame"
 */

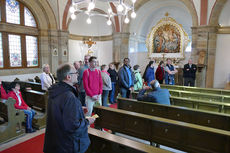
xmin=0 ymin=0 xmax=39 ymax=69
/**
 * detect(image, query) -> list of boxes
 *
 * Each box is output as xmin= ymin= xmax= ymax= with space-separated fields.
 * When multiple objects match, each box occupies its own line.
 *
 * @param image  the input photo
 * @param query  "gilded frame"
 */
xmin=146 ymin=17 xmax=189 ymax=60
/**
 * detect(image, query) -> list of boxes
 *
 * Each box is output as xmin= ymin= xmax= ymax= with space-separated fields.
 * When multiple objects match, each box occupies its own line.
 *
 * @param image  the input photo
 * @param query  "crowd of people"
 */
xmin=0 ymin=54 xmax=198 ymax=153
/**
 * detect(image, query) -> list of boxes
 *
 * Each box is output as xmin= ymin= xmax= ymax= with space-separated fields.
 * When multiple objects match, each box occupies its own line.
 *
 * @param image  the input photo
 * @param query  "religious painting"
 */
xmin=146 ymin=16 xmax=189 ymax=60
xmin=154 ymin=24 xmax=180 ymax=53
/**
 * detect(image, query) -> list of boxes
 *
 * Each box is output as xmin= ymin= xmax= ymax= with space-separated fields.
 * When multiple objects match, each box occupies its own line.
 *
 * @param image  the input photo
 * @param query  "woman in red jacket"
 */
xmin=8 ymin=82 xmax=36 ymax=133
xmin=155 ymin=61 xmax=165 ymax=84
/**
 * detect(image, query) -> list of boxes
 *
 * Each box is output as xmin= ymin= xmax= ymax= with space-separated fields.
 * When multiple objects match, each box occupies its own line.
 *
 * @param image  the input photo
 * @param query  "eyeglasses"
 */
xmin=69 ymin=72 xmax=79 ymax=75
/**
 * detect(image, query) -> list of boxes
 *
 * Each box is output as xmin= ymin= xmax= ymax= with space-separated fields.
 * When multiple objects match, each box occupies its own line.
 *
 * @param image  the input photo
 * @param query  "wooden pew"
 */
xmin=169 ymin=89 xmax=230 ymax=103
xmin=117 ymin=97 xmax=230 ymax=131
xmin=161 ymin=84 xmax=230 ymax=96
xmin=0 ymin=98 xmax=25 ymax=144
xmin=94 ymin=106 xmax=230 ymax=153
xmin=24 ymin=90 xmax=48 ymax=129
xmin=86 ymin=128 xmax=171 ymax=153
xmin=171 ymin=96 xmax=230 ymax=114
xmin=131 ymin=92 xmax=230 ymax=114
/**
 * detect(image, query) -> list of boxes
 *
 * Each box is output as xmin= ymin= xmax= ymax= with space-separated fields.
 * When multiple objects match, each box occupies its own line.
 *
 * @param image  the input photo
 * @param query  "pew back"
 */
xmin=94 ymin=106 xmax=230 ymax=153
xmin=161 ymin=84 xmax=230 ymax=96
xmin=0 ymin=98 xmax=25 ymax=144
xmin=87 ymin=128 xmax=171 ymax=153
xmin=117 ymin=97 xmax=230 ymax=131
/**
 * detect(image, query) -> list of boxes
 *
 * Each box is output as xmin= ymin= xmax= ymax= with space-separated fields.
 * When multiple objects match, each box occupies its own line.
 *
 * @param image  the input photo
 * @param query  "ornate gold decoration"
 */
xmin=146 ymin=16 xmax=190 ymax=63
xmin=84 ymin=38 xmax=96 ymax=55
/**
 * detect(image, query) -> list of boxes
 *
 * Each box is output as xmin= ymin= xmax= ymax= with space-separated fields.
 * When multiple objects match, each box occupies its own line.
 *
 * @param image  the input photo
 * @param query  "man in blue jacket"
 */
xmin=43 ymin=64 xmax=95 ymax=153
xmin=137 ymin=80 xmax=171 ymax=105
xmin=118 ymin=58 xmax=135 ymax=98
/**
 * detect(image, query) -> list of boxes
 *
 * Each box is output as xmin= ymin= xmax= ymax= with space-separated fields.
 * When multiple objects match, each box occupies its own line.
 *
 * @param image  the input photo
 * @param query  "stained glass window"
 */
xmin=6 ymin=0 xmax=20 ymax=24
xmin=24 ymin=7 xmax=36 ymax=27
xmin=26 ymin=36 xmax=38 ymax=67
xmin=0 ymin=33 xmax=3 ymax=68
xmin=8 ymin=34 xmax=21 ymax=67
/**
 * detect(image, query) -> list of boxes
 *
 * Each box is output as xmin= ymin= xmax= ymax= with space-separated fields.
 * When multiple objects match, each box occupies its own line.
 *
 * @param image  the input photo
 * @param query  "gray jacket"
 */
xmin=101 ymin=72 xmax=112 ymax=90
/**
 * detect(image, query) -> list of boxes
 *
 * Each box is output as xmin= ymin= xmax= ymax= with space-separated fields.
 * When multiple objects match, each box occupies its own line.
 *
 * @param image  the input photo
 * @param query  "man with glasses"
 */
xmin=44 ymin=63 xmax=95 ymax=153
xmin=83 ymin=56 xmax=103 ymax=117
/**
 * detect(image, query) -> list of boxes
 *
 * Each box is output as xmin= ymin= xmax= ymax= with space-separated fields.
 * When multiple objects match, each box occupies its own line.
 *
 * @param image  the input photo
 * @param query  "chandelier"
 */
xmin=69 ymin=0 xmax=137 ymax=25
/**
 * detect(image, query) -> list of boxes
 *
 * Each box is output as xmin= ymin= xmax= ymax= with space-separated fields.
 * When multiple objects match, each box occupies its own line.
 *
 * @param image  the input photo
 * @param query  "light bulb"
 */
xmin=88 ymin=2 xmax=95 ymax=11
xmin=117 ymin=4 xmax=124 ymax=12
xmin=131 ymin=0 xmax=136 ymax=3
xmin=124 ymin=17 xmax=129 ymax=24
xmin=131 ymin=11 xmax=136 ymax=18
xmin=69 ymin=6 xmax=75 ymax=13
xmin=86 ymin=17 xmax=92 ymax=24
xmin=108 ymin=8 xmax=112 ymax=13
xmin=107 ymin=19 xmax=112 ymax=25
xmin=71 ymin=14 xmax=76 ymax=20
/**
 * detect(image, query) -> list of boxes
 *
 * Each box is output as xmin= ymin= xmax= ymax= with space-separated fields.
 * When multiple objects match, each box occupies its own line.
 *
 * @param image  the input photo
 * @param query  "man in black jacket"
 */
xmin=44 ymin=64 xmax=95 ymax=153
xmin=183 ymin=59 xmax=197 ymax=86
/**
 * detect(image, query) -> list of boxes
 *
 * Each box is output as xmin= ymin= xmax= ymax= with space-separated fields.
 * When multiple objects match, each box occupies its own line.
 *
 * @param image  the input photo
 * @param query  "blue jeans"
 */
xmin=120 ymin=87 xmax=130 ymax=98
xmin=79 ymin=92 xmax=86 ymax=106
xmin=109 ymin=82 xmax=116 ymax=103
xmin=165 ymin=75 xmax=175 ymax=85
xmin=102 ymin=90 xmax=109 ymax=107
xmin=23 ymin=109 xmax=35 ymax=130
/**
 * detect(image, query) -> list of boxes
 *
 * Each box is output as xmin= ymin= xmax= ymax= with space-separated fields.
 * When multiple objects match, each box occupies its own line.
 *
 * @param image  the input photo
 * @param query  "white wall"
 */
xmin=68 ymin=39 xmax=113 ymax=66
xmin=0 ymin=73 xmax=42 ymax=82
xmin=69 ymin=12 xmax=112 ymax=36
xmin=214 ymin=34 xmax=230 ymax=88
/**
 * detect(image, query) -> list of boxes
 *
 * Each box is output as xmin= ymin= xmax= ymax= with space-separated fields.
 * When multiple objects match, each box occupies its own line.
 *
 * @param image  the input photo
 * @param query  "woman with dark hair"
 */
xmin=155 ymin=61 xmax=165 ymax=84
xmin=8 ymin=82 xmax=36 ymax=133
xmin=143 ymin=61 xmax=155 ymax=86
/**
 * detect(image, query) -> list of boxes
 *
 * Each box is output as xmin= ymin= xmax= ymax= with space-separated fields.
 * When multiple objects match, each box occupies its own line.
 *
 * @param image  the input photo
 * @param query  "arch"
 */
xmin=123 ymin=0 xmax=198 ymax=33
xmin=209 ymin=0 xmax=227 ymax=26
xmin=62 ymin=0 xmax=119 ymax=33
xmin=18 ymin=0 xmax=58 ymax=30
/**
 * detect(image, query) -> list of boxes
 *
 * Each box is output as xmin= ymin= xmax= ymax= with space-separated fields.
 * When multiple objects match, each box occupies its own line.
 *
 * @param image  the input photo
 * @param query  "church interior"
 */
xmin=0 ymin=0 xmax=230 ymax=153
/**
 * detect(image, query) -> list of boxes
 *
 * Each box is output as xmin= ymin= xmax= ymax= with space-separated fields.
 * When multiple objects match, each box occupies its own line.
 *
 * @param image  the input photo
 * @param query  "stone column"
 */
xmin=112 ymin=32 xmax=130 ymax=63
xmin=191 ymin=26 xmax=217 ymax=88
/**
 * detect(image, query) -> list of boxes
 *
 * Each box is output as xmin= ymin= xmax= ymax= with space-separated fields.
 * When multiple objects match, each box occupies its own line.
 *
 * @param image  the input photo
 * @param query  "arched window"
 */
xmin=0 ymin=0 xmax=39 ymax=69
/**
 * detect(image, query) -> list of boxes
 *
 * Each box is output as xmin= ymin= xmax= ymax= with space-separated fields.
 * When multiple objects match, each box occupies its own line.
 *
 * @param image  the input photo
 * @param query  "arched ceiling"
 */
xmin=129 ymin=0 xmax=193 ymax=38
xmin=218 ymin=0 xmax=230 ymax=26
xmin=69 ymin=12 xmax=113 ymax=36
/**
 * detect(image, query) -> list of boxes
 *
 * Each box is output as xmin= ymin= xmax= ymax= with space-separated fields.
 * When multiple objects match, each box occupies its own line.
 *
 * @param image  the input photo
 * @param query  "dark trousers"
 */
xmin=158 ymin=80 xmax=163 ymax=84
xmin=184 ymin=77 xmax=195 ymax=87
xmin=102 ymin=90 xmax=109 ymax=107
xmin=120 ymin=87 xmax=131 ymax=98
xmin=79 ymin=92 xmax=86 ymax=106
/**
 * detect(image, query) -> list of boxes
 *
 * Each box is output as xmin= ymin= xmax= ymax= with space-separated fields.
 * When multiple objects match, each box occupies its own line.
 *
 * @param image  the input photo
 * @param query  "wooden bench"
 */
xmin=131 ymin=92 xmax=230 ymax=114
xmin=169 ymin=89 xmax=230 ymax=103
xmin=117 ymin=97 xmax=230 ymax=131
xmin=24 ymin=90 xmax=48 ymax=129
xmin=0 ymin=98 xmax=25 ymax=144
xmin=170 ymin=96 xmax=230 ymax=114
xmin=94 ymin=106 xmax=230 ymax=153
xmin=161 ymin=84 xmax=230 ymax=96
xmin=86 ymin=128 xmax=171 ymax=153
